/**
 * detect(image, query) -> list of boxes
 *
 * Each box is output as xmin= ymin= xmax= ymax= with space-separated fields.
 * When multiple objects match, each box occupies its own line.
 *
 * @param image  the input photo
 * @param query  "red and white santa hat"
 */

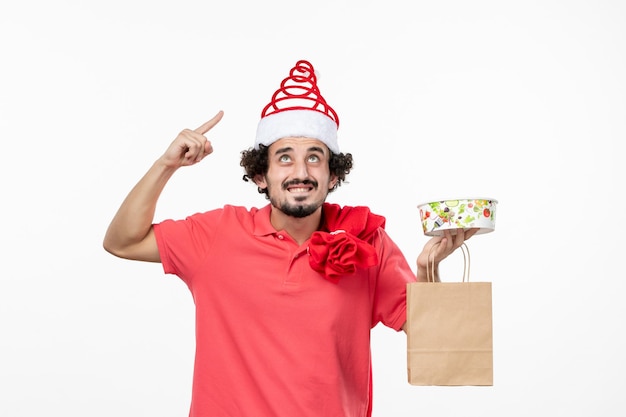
xmin=254 ymin=60 xmax=340 ymax=153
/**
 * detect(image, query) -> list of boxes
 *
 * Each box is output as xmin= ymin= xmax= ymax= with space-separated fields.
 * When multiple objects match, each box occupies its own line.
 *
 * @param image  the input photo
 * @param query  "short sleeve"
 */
xmin=153 ymin=209 xmax=224 ymax=284
xmin=370 ymin=228 xmax=416 ymax=331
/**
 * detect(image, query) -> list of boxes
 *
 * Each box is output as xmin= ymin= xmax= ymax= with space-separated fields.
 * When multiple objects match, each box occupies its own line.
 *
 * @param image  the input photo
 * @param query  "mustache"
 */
xmin=282 ymin=179 xmax=318 ymax=190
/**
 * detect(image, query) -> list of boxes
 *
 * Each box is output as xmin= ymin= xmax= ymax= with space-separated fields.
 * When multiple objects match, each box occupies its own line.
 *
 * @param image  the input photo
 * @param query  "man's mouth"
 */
xmin=284 ymin=180 xmax=317 ymax=193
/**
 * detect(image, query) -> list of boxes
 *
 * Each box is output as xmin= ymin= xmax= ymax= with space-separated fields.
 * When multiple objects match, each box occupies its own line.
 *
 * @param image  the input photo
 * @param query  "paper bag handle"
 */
xmin=426 ymin=241 xmax=470 ymax=283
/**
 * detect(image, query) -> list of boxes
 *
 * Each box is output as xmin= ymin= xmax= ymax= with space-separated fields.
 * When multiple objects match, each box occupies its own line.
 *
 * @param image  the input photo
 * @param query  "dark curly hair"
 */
xmin=240 ymin=144 xmax=353 ymax=198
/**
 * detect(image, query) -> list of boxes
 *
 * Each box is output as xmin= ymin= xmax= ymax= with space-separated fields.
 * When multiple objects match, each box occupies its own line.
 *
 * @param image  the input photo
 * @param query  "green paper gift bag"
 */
xmin=406 ymin=243 xmax=493 ymax=386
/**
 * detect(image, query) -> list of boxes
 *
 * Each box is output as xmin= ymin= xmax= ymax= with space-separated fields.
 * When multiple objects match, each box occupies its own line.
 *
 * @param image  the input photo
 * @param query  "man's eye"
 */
xmin=308 ymin=155 xmax=320 ymax=162
xmin=279 ymin=155 xmax=291 ymax=162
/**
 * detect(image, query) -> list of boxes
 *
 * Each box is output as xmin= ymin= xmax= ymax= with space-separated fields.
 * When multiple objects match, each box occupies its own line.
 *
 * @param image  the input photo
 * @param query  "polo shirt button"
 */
xmin=277 ymin=234 xmax=284 ymax=240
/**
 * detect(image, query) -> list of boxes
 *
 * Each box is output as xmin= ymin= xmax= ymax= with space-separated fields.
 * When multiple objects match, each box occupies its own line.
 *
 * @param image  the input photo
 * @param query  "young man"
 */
xmin=103 ymin=60 xmax=476 ymax=417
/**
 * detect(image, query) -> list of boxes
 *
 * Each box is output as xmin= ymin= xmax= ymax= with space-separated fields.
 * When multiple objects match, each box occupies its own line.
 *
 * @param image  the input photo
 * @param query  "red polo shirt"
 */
xmin=154 ymin=204 xmax=415 ymax=417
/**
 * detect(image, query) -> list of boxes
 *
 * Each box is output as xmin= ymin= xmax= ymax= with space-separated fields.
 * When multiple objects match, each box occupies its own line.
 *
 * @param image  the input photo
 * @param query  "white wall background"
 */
xmin=1 ymin=1 xmax=624 ymax=415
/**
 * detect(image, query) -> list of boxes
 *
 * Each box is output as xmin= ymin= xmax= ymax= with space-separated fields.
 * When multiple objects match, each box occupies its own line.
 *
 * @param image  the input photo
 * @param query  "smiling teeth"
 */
xmin=290 ymin=188 xmax=309 ymax=192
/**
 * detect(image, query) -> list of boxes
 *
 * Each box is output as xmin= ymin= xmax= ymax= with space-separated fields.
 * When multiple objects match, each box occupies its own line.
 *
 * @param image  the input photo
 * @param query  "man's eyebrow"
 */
xmin=273 ymin=146 xmax=294 ymax=155
xmin=308 ymin=146 xmax=326 ymax=154
xmin=273 ymin=146 xmax=326 ymax=155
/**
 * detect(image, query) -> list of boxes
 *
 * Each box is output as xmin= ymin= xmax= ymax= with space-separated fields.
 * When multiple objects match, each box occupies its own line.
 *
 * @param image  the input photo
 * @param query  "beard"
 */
xmin=271 ymin=199 xmax=321 ymax=218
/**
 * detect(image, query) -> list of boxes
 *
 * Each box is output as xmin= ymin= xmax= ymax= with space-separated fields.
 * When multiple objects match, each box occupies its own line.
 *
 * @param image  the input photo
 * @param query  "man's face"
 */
xmin=256 ymin=137 xmax=337 ymax=218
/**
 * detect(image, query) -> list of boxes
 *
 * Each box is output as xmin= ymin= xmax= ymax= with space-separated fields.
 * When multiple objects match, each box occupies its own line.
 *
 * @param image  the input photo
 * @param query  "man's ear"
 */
xmin=329 ymin=175 xmax=338 ymax=190
xmin=254 ymin=174 xmax=267 ymax=189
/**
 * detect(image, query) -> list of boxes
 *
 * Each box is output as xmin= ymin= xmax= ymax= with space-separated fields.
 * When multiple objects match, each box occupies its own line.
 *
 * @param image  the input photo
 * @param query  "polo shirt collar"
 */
xmin=252 ymin=204 xmax=277 ymax=237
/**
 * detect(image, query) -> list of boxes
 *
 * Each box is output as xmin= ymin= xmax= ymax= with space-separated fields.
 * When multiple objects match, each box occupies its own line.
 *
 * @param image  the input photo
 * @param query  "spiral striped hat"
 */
xmin=254 ymin=60 xmax=340 ymax=153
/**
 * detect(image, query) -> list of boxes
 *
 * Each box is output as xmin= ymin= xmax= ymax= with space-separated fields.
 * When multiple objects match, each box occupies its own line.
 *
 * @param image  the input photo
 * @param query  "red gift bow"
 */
xmin=308 ymin=203 xmax=386 ymax=283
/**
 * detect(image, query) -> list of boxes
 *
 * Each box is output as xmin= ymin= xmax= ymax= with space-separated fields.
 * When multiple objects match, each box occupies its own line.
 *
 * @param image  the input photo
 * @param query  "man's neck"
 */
xmin=269 ymin=206 xmax=323 ymax=246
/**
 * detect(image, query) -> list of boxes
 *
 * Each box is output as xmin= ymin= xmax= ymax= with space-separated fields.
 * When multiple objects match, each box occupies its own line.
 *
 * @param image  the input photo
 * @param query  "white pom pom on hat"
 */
xmin=254 ymin=60 xmax=340 ymax=153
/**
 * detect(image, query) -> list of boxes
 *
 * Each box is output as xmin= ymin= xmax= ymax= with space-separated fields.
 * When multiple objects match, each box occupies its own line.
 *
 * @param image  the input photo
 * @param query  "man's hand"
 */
xmin=416 ymin=228 xmax=478 ymax=282
xmin=103 ymin=110 xmax=225 ymax=262
xmin=160 ymin=110 xmax=224 ymax=168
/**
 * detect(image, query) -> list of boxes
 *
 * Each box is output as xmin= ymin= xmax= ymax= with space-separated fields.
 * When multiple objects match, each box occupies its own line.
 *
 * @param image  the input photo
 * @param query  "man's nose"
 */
xmin=293 ymin=159 xmax=309 ymax=179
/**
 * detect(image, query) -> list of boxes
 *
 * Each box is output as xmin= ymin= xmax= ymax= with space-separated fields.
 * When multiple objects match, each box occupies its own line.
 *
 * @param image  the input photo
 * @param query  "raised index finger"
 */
xmin=194 ymin=110 xmax=224 ymax=135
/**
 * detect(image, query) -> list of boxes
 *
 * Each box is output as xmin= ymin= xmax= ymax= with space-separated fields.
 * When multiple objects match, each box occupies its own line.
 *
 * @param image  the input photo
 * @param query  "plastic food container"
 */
xmin=417 ymin=198 xmax=497 ymax=237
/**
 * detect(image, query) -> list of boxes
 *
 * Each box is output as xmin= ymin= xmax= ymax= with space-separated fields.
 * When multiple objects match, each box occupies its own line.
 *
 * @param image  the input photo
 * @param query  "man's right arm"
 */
xmin=103 ymin=161 xmax=177 ymax=262
xmin=102 ymin=111 xmax=224 ymax=263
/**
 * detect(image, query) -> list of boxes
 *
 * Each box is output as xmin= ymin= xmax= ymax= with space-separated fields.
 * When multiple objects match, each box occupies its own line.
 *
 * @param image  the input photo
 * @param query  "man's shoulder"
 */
xmin=189 ymin=204 xmax=267 ymax=218
xmin=215 ymin=204 xmax=272 ymax=231
xmin=222 ymin=204 xmax=270 ymax=218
